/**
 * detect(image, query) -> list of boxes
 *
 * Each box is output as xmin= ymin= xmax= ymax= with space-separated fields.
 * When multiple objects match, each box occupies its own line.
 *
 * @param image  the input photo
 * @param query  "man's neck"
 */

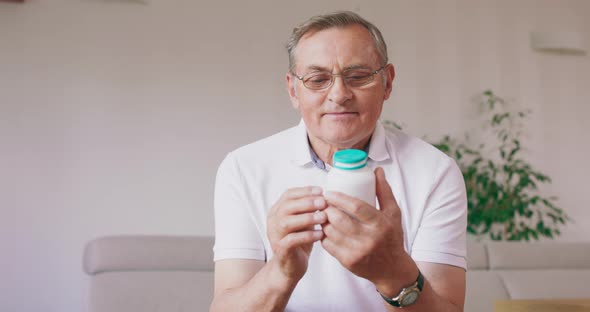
xmin=308 ymin=134 xmax=372 ymax=166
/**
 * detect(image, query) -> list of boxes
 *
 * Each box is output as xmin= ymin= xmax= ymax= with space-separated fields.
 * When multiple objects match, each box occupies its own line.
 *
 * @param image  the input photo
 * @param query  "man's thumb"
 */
xmin=375 ymin=167 xmax=398 ymax=213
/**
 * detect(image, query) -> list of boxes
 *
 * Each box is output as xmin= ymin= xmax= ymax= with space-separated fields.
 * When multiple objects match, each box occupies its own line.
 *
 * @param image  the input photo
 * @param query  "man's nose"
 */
xmin=327 ymin=75 xmax=353 ymax=104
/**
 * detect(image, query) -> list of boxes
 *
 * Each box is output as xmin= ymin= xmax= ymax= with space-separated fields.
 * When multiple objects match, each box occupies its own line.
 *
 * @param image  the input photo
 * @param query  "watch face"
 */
xmin=401 ymin=290 xmax=419 ymax=306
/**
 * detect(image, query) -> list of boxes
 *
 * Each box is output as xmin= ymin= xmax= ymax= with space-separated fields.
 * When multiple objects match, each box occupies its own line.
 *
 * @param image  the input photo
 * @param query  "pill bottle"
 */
xmin=325 ymin=149 xmax=376 ymax=207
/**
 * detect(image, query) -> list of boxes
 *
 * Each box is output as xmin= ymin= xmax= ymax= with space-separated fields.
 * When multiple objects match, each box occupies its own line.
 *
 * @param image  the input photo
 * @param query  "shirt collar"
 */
xmin=367 ymin=121 xmax=390 ymax=162
xmin=291 ymin=119 xmax=392 ymax=167
xmin=291 ymin=119 xmax=314 ymax=167
xmin=308 ymin=141 xmax=328 ymax=170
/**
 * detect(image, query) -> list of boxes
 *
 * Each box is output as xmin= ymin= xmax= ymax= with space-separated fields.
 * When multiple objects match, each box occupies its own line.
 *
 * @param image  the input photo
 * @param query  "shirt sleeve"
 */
xmin=213 ymin=152 xmax=266 ymax=262
xmin=410 ymin=158 xmax=467 ymax=270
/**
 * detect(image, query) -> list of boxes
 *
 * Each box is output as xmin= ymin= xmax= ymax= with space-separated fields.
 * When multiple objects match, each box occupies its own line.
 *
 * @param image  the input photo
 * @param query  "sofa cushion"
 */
xmin=84 ymin=235 xmax=214 ymax=274
xmin=498 ymin=269 xmax=590 ymax=300
xmin=467 ymin=241 xmax=488 ymax=269
xmin=487 ymin=242 xmax=590 ymax=270
xmin=88 ymin=271 xmax=214 ymax=312
xmin=465 ymin=271 xmax=509 ymax=312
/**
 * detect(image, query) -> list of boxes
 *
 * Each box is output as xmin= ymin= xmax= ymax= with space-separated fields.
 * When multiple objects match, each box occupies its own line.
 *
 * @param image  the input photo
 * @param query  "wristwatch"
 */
xmin=377 ymin=270 xmax=424 ymax=307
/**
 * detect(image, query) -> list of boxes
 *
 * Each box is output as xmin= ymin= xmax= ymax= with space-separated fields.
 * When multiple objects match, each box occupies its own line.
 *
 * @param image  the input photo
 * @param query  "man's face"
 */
xmin=287 ymin=24 xmax=395 ymax=148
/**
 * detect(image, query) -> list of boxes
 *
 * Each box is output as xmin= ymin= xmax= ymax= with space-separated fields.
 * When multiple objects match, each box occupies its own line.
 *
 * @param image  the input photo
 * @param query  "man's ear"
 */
xmin=286 ymin=72 xmax=300 ymax=110
xmin=383 ymin=64 xmax=395 ymax=101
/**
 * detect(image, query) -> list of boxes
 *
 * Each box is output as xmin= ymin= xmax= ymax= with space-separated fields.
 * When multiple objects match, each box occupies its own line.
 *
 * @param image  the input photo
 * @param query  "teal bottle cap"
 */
xmin=333 ymin=149 xmax=368 ymax=170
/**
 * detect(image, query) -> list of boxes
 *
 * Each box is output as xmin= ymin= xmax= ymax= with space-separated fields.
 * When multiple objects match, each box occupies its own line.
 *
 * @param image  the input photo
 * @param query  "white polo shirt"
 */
xmin=213 ymin=120 xmax=467 ymax=312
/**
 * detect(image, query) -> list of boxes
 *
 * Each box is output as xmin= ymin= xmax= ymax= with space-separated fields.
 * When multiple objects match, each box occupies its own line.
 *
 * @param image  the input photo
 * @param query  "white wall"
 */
xmin=1 ymin=0 xmax=589 ymax=311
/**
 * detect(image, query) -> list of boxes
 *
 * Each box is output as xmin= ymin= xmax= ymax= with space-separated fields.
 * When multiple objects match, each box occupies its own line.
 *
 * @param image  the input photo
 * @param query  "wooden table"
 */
xmin=495 ymin=299 xmax=590 ymax=312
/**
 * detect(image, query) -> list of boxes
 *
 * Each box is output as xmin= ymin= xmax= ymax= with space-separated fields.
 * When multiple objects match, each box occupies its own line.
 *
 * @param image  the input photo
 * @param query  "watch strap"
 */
xmin=377 ymin=270 xmax=424 ymax=307
xmin=416 ymin=270 xmax=424 ymax=290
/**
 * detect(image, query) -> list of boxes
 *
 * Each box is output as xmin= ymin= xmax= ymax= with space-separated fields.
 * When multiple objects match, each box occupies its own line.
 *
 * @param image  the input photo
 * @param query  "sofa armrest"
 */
xmin=487 ymin=242 xmax=590 ymax=270
xmin=83 ymin=235 xmax=214 ymax=275
xmin=467 ymin=241 xmax=489 ymax=270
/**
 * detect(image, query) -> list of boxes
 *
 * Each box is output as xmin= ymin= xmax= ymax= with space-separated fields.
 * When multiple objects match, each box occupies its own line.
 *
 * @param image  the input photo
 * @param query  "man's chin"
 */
xmin=322 ymin=133 xmax=363 ymax=148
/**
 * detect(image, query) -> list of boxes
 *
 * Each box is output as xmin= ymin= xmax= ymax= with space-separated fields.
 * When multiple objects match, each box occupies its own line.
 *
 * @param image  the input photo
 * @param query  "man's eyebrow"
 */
xmin=304 ymin=64 xmax=373 ymax=72
xmin=343 ymin=64 xmax=372 ymax=71
xmin=304 ymin=65 xmax=330 ymax=72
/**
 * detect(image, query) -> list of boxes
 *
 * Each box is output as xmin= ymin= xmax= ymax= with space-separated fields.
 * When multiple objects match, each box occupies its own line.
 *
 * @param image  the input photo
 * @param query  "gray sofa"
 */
xmin=465 ymin=241 xmax=590 ymax=312
xmin=83 ymin=236 xmax=214 ymax=312
xmin=83 ymin=236 xmax=590 ymax=312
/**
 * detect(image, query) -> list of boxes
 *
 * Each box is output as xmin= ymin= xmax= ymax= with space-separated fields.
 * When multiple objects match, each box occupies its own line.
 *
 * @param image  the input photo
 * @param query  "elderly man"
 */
xmin=210 ymin=11 xmax=466 ymax=312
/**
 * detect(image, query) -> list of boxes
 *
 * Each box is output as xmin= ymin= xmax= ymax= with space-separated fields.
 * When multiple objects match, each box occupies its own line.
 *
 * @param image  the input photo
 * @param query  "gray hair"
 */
xmin=286 ymin=11 xmax=389 ymax=72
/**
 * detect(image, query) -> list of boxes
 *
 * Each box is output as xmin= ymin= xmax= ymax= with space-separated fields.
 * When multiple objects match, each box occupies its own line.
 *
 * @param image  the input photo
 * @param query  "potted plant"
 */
xmin=386 ymin=90 xmax=569 ymax=241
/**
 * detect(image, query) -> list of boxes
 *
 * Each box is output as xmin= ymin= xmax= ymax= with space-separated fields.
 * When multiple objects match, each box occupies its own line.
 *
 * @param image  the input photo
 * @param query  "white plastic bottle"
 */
xmin=324 ymin=149 xmax=376 ymax=207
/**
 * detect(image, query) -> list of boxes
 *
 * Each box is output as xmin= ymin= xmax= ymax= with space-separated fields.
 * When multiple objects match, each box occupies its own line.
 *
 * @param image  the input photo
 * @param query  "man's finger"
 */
xmin=276 ymin=211 xmax=327 ymax=236
xmin=271 ymin=186 xmax=324 ymax=214
xmin=280 ymin=186 xmax=323 ymax=201
xmin=279 ymin=230 xmax=324 ymax=251
xmin=280 ymin=196 xmax=327 ymax=215
xmin=323 ymin=206 xmax=360 ymax=233
xmin=324 ymin=191 xmax=378 ymax=223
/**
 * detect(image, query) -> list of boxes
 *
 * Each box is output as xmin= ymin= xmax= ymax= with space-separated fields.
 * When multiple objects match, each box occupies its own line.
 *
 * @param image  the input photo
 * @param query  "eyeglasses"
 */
xmin=292 ymin=66 xmax=385 ymax=90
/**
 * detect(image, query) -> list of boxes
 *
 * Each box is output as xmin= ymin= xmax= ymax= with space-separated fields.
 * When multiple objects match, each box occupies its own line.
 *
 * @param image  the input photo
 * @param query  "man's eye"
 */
xmin=307 ymin=75 xmax=331 ymax=83
xmin=345 ymin=72 xmax=371 ymax=80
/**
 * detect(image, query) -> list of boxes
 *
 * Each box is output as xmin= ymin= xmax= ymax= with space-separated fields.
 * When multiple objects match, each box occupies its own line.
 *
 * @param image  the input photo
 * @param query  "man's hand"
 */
xmin=321 ymin=167 xmax=415 ymax=288
xmin=267 ymin=186 xmax=328 ymax=284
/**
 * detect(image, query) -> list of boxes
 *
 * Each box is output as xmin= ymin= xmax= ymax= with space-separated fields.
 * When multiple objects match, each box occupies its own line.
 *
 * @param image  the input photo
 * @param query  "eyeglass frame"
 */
xmin=291 ymin=65 xmax=386 ymax=90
